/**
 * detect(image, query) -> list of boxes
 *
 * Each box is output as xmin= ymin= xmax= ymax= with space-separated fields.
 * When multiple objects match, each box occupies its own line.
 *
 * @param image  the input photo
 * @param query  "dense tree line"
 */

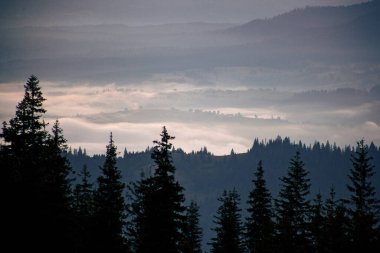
xmin=210 ymin=145 xmax=380 ymax=253
xmin=1 ymin=76 xmax=379 ymax=252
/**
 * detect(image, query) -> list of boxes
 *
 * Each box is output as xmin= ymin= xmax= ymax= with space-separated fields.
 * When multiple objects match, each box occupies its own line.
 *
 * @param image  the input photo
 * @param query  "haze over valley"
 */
xmin=1 ymin=0 xmax=379 ymax=154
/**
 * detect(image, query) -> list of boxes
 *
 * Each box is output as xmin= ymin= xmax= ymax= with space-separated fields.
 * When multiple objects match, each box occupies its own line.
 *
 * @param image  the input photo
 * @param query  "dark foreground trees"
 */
xmin=93 ymin=133 xmax=128 ymax=252
xmin=2 ymin=76 xmax=380 ymax=253
xmin=182 ymin=201 xmax=203 ymax=253
xmin=210 ymin=189 xmax=244 ymax=253
xmin=309 ymin=193 xmax=325 ymax=252
xmin=347 ymin=139 xmax=379 ymax=252
xmin=127 ymin=126 xmax=187 ymax=253
xmin=73 ymin=164 xmax=94 ymax=251
xmin=245 ymin=160 xmax=274 ymax=253
xmin=1 ymin=75 xmax=73 ymax=252
xmin=324 ymin=186 xmax=350 ymax=253
xmin=0 ymin=76 xmax=130 ymax=252
xmin=275 ymin=151 xmax=311 ymax=253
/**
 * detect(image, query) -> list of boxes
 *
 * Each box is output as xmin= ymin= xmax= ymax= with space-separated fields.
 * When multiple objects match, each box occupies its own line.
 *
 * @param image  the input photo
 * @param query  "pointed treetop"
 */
xmin=152 ymin=126 xmax=176 ymax=176
xmin=110 ymin=131 xmax=114 ymax=144
xmin=347 ymin=139 xmax=377 ymax=213
xmin=154 ymin=126 xmax=175 ymax=147
xmin=22 ymin=75 xmax=46 ymax=114
xmin=107 ymin=132 xmax=116 ymax=150
xmin=52 ymin=119 xmax=67 ymax=150
xmin=1 ymin=75 xmax=48 ymax=147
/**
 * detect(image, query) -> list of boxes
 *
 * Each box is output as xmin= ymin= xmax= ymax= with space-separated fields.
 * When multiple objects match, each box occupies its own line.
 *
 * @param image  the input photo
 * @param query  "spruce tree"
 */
xmin=182 ymin=201 xmax=203 ymax=253
xmin=127 ymin=173 xmax=156 ymax=253
xmin=346 ymin=139 xmax=379 ymax=252
xmin=127 ymin=126 xmax=186 ymax=253
xmin=309 ymin=193 xmax=325 ymax=253
xmin=93 ymin=133 xmax=128 ymax=252
xmin=74 ymin=165 xmax=94 ymax=219
xmin=1 ymin=75 xmax=48 ymax=150
xmin=73 ymin=164 xmax=94 ymax=252
xmin=150 ymin=126 xmax=186 ymax=253
xmin=245 ymin=160 xmax=274 ymax=253
xmin=1 ymin=76 xmax=73 ymax=251
xmin=324 ymin=187 xmax=350 ymax=253
xmin=275 ymin=151 xmax=311 ymax=253
xmin=44 ymin=119 xmax=74 ymax=250
xmin=1 ymin=75 xmax=48 ymax=190
xmin=210 ymin=189 xmax=244 ymax=253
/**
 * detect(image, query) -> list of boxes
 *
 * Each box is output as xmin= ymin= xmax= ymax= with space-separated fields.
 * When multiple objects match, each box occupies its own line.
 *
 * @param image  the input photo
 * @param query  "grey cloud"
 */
xmin=2 ymin=80 xmax=379 ymax=154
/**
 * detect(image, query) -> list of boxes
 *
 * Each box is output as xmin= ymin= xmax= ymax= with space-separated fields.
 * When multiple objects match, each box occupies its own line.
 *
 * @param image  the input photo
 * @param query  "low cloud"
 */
xmin=1 ymin=81 xmax=379 ymax=155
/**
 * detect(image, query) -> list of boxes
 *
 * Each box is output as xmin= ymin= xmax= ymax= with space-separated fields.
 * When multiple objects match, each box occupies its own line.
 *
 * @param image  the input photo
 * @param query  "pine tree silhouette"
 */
xmin=245 ymin=160 xmax=274 ymax=253
xmin=93 ymin=133 xmax=128 ymax=252
xmin=1 ymin=76 xmax=73 ymax=252
xmin=210 ymin=189 xmax=244 ymax=253
xmin=73 ymin=164 xmax=95 ymax=252
xmin=182 ymin=201 xmax=203 ymax=253
xmin=346 ymin=139 xmax=379 ymax=252
xmin=309 ymin=193 xmax=325 ymax=253
xmin=324 ymin=186 xmax=350 ymax=253
xmin=127 ymin=126 xmax=186 ymax=253
xmin=275 ymin=151 xmax=311 ymax=253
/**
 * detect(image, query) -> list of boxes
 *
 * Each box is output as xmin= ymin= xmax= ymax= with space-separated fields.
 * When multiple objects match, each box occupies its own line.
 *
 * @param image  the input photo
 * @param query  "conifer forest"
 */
xmin=3 ymin=1 xmax=380 ymax=252
xmin=2 ymin=76 xmax=380 ymax=252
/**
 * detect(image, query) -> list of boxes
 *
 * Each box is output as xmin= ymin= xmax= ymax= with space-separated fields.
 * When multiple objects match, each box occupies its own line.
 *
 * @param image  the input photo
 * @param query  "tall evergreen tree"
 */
xmin=275 ymin=151 xmax=311 ymax=253
xmin=182 ymin=201 xmax=203 ymax=253
xmin=74 ymin=165 xmax=94 ymax=219
xmin=346 ymin=139 xmax=379 ymax=252
xmin=1 ymin=75 xmax=48 ymax=150
xmin=1 ymin=75 xmax=48 ymax=191
xmin=127 ymin=126 xmax=186 ymax=253
xmin=44 ymin=119 xmax=75 ymax=250
xmin=210 ymin=189 xmax=244 ymax=253
xmin=324 ymin=187 xmax=350 ymax=253
xmin=309 ymin=193 xmax=325 ymax=253
xmin=127 ymin=173 xmax=156 ymax=253
xmin=1 ymin=76 xmax=73 ymax=251
xmin=93 ymin=133 xmax=128 ymax=252
xmin=73 ymin=164 xmax=94 ymax=252
xmin=245 ymin=160 xmax=274 ymax=253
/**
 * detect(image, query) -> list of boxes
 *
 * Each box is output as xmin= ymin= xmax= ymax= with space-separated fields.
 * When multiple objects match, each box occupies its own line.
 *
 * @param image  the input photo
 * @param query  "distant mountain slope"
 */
xmin=223 ymin=0 xmax=380 ymax=57
xmin=227 ymin=0 xmax=379 ymax=36
xmin=1 ymin=1 xmax=379 ymax=87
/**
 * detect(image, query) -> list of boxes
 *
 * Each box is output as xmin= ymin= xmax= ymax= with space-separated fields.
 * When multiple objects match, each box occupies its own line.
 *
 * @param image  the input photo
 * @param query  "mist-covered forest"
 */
xmin=2 ymin=75 xmax=380 ymax=252
xmin=2 ymin=2 xmax=380 ymax=253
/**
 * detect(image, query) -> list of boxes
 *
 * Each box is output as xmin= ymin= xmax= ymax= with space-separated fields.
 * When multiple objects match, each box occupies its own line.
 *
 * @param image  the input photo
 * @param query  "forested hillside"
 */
xmin=2 ymin=0 xmax=380 ymax=251
xmin=67 ymin=136 xmax=380 ymax=249
xmin=2 ymin=75 xmax=380 ymax=252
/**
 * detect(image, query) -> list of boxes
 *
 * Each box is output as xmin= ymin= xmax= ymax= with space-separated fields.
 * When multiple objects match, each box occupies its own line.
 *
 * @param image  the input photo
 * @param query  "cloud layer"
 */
xmin=1 ymin=81 xmax=379 ymax=155
xmin=1 ymin=1 xmax=378 ymax=154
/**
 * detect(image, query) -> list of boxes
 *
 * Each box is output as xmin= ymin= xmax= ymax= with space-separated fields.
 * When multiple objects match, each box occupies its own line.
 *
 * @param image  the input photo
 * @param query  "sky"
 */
xmin=1 ymin=0 xmax=379 ymax=155
xmin=0 ymin=0 xmax=368 ymax=26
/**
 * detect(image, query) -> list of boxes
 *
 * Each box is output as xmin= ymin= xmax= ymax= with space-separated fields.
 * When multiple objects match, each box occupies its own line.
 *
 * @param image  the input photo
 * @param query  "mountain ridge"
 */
xmin=226 ymin=0 xmax=379 ymax=35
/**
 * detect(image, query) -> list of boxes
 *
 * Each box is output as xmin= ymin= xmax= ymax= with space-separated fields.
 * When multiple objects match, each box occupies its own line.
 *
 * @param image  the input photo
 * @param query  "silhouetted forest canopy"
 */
xmin=1 ymin=76 xmax=380 ymax=252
